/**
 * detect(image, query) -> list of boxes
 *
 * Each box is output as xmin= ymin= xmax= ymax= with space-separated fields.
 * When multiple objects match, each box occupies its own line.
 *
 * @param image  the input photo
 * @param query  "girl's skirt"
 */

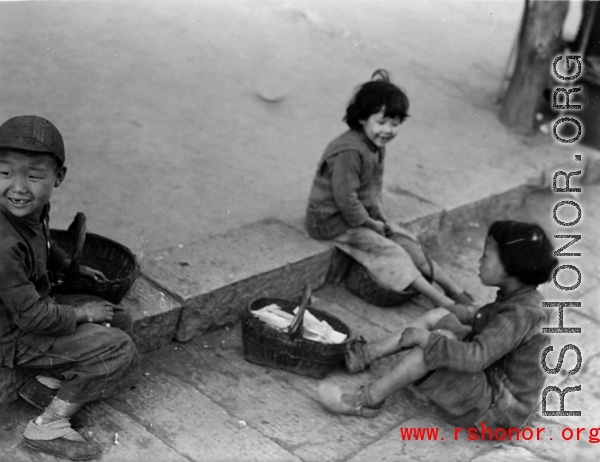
xmin=332 ymin=227 xmax=422 ymax=293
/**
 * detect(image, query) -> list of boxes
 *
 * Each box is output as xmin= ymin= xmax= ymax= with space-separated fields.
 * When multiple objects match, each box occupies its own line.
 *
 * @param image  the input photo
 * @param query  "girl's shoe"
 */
xmin=344 ymin=336 xmax=372 ymax=374
xmin=317 ymin=382 xmax=383 ymax=417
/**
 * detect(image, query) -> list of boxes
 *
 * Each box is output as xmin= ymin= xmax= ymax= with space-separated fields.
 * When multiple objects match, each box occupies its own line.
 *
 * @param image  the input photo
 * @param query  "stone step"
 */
xmin=105 ymin=358 xmax=302 ymax=462
xmin=140 ymin=217 xmax=332 ymax=343
xmin=131 ymin=184 xmax=536 ymax=350
xmin=141 ymin=290 xmax=438 ymax=462
xmin=120 ymin=274 xmax=182 ymax=353
xmin=384 ymin=183 xmax=533 ymax=247
xmin=0 ymin=398 xmax=192 ymax=462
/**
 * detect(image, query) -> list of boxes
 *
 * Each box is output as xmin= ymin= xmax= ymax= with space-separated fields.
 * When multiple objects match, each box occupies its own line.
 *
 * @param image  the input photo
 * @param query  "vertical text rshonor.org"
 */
xmin=541 ymin=54 xmax=585 ymax=417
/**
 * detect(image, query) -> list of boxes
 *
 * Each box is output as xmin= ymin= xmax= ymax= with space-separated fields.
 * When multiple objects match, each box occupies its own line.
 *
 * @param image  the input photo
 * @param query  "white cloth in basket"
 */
xmin=252 ymin=304 xmax=347 ymax=344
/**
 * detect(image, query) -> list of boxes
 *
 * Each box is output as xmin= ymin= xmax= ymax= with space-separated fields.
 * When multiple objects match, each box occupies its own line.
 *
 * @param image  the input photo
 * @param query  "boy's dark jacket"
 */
xmin=0 ymin=205 xmax=75 ymax=368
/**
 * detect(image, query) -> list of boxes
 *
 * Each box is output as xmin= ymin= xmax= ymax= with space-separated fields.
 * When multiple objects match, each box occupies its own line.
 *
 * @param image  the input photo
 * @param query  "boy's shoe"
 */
xmin=344 ymin=336 xmax=372 ymax=374
xmin=20 ymin=378 xmax=86 ymax=429
xmin=20 ymin=377 xmax=58 ymax=411
xmin=23 ymin=418 xmax=102 ymax=460
xmin=317 ymin=382 xmax=383 ymax=417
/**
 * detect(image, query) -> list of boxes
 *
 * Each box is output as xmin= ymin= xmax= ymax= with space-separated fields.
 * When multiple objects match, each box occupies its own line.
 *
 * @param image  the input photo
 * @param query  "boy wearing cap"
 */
xmin=0 ymin=115 xmax=139 ymax=460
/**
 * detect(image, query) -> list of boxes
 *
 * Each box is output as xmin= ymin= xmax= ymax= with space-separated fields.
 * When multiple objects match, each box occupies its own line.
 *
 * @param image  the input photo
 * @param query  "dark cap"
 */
xmin=0 ymin=115 xmax=65 ymax=166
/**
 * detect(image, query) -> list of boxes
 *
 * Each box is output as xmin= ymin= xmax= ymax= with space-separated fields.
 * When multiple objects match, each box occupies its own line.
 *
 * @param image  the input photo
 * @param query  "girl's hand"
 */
xmin=433 ymin=329 xmax=458 ymax=341
xmin=76 ymin=301 xmax=115 ymax=324
xmin=79 ymin=265 xmax=108 ymax=282
xmin=366 ymin=219 xmax=386 ymax=235
xmin=385 ymin=222 xmax=417 ymax=240
xmin=399 ymin=327 xmax=430 ymax=349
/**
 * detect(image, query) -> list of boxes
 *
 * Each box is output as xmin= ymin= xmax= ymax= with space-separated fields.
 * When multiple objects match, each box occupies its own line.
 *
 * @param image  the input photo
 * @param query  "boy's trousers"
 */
xmin=13 ymin=294 xmax=140 ymax=404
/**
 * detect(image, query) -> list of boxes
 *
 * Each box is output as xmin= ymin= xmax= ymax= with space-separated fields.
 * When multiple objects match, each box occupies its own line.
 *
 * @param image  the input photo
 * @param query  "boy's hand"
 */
xmin=398 ymin=327 xmax=430 ymax=349
xmin=79 ymin=265 xmax=108 ymax=281
xmin=76 ymin=301 xmax=115 ymax=324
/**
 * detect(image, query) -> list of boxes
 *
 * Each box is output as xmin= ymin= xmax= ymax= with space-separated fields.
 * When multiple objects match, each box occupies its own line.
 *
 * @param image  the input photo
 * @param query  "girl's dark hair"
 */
xmin=344 ymin=69 xmax=410 ymax=130
xmin=488 ymin=220 xmax=558 ymax=285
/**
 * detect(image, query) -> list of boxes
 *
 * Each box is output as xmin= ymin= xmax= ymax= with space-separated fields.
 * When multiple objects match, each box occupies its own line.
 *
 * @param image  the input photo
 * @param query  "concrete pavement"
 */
xmin=1 ymin=1 xmax=600 ymax=461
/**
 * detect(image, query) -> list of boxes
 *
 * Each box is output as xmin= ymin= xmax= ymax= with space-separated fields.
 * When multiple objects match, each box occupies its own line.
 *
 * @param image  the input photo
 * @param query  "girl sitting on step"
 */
xmin=305 ymin=69 xmax=472 ymax=310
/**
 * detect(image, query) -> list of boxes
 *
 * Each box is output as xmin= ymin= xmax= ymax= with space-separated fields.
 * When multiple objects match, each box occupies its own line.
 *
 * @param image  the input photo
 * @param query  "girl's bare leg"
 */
xmin=365 ymin=308 xmax=450 ymax=362
xmin=318 ymin=346 xmax=432 ymax=416
xmin=419 ymin=260 xmax=465 ymax=298
xmin=411 ymin=275 xmax=455 ymax=307
xmin=369 ymin=347 xmax=429 ymax=404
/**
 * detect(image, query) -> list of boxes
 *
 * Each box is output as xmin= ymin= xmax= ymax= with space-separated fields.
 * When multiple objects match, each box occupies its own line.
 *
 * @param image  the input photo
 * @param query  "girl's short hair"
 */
xmin=488 ymin=220 xmax=558 ymax=285
xmin=344 ymin=69 xmax=410 ymax=130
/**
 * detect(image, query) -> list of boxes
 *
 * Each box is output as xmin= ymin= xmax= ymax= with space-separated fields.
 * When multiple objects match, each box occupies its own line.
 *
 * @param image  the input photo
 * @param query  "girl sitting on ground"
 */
xmin=305 ymin=69 xmax=473 ymax=311
xmin=318 ymin=220 xmax=557 ymax=430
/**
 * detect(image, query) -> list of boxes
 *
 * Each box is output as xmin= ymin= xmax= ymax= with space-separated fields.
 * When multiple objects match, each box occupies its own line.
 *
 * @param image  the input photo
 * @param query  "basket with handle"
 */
xmin=51 ymin=212 xmax=140 ymax=304
xmin=241 ymin=285 xmax=351 ymax=378
xmin=345 ymin=230 xmax=435 ymax=307
xmin=345 ymin=261 xmax=419 ymax=307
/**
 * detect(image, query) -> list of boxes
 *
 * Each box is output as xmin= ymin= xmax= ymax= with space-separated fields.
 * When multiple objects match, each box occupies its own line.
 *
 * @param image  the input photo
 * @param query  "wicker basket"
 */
xmin=241 ymin=287 xmax=351 ymax=378
xmin=345 ymin=261 xmax=419 ymax=307
xmin=50 ymin=214 xmax=139 ymax=304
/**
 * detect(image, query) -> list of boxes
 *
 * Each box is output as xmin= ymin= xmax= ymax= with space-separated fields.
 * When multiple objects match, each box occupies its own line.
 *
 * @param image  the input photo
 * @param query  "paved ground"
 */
xmin=1 ymin=1 xmax=600 ymax=461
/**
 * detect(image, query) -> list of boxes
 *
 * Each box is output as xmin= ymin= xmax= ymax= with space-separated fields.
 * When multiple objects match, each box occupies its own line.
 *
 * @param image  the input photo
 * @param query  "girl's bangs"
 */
xmin=383 ymin=93 xmax=409 ymax=120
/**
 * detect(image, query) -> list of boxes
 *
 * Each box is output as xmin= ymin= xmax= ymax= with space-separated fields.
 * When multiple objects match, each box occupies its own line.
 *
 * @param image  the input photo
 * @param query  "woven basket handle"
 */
xmin=63 ymin=212 xmax=87 ymax=286
xmin=288 ymin=285 xmax=312 ymax=339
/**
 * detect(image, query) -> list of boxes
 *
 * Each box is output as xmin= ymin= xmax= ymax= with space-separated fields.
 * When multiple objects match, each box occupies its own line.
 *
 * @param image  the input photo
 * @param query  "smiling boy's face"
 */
xmin=0 ymin=149 xmax=66 ymax=221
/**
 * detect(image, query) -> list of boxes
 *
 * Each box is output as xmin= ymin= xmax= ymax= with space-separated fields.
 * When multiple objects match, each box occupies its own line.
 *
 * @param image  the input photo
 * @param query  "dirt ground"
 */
xmin=0 ymin=0 xmax=588 ymax=257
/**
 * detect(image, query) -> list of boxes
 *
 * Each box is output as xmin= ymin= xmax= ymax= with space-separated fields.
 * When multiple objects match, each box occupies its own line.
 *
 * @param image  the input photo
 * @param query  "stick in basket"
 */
xmin=288 ymin=285 xmax=312 ymax=340
xmin=63 ymin=212 xmax=87 ymax=287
